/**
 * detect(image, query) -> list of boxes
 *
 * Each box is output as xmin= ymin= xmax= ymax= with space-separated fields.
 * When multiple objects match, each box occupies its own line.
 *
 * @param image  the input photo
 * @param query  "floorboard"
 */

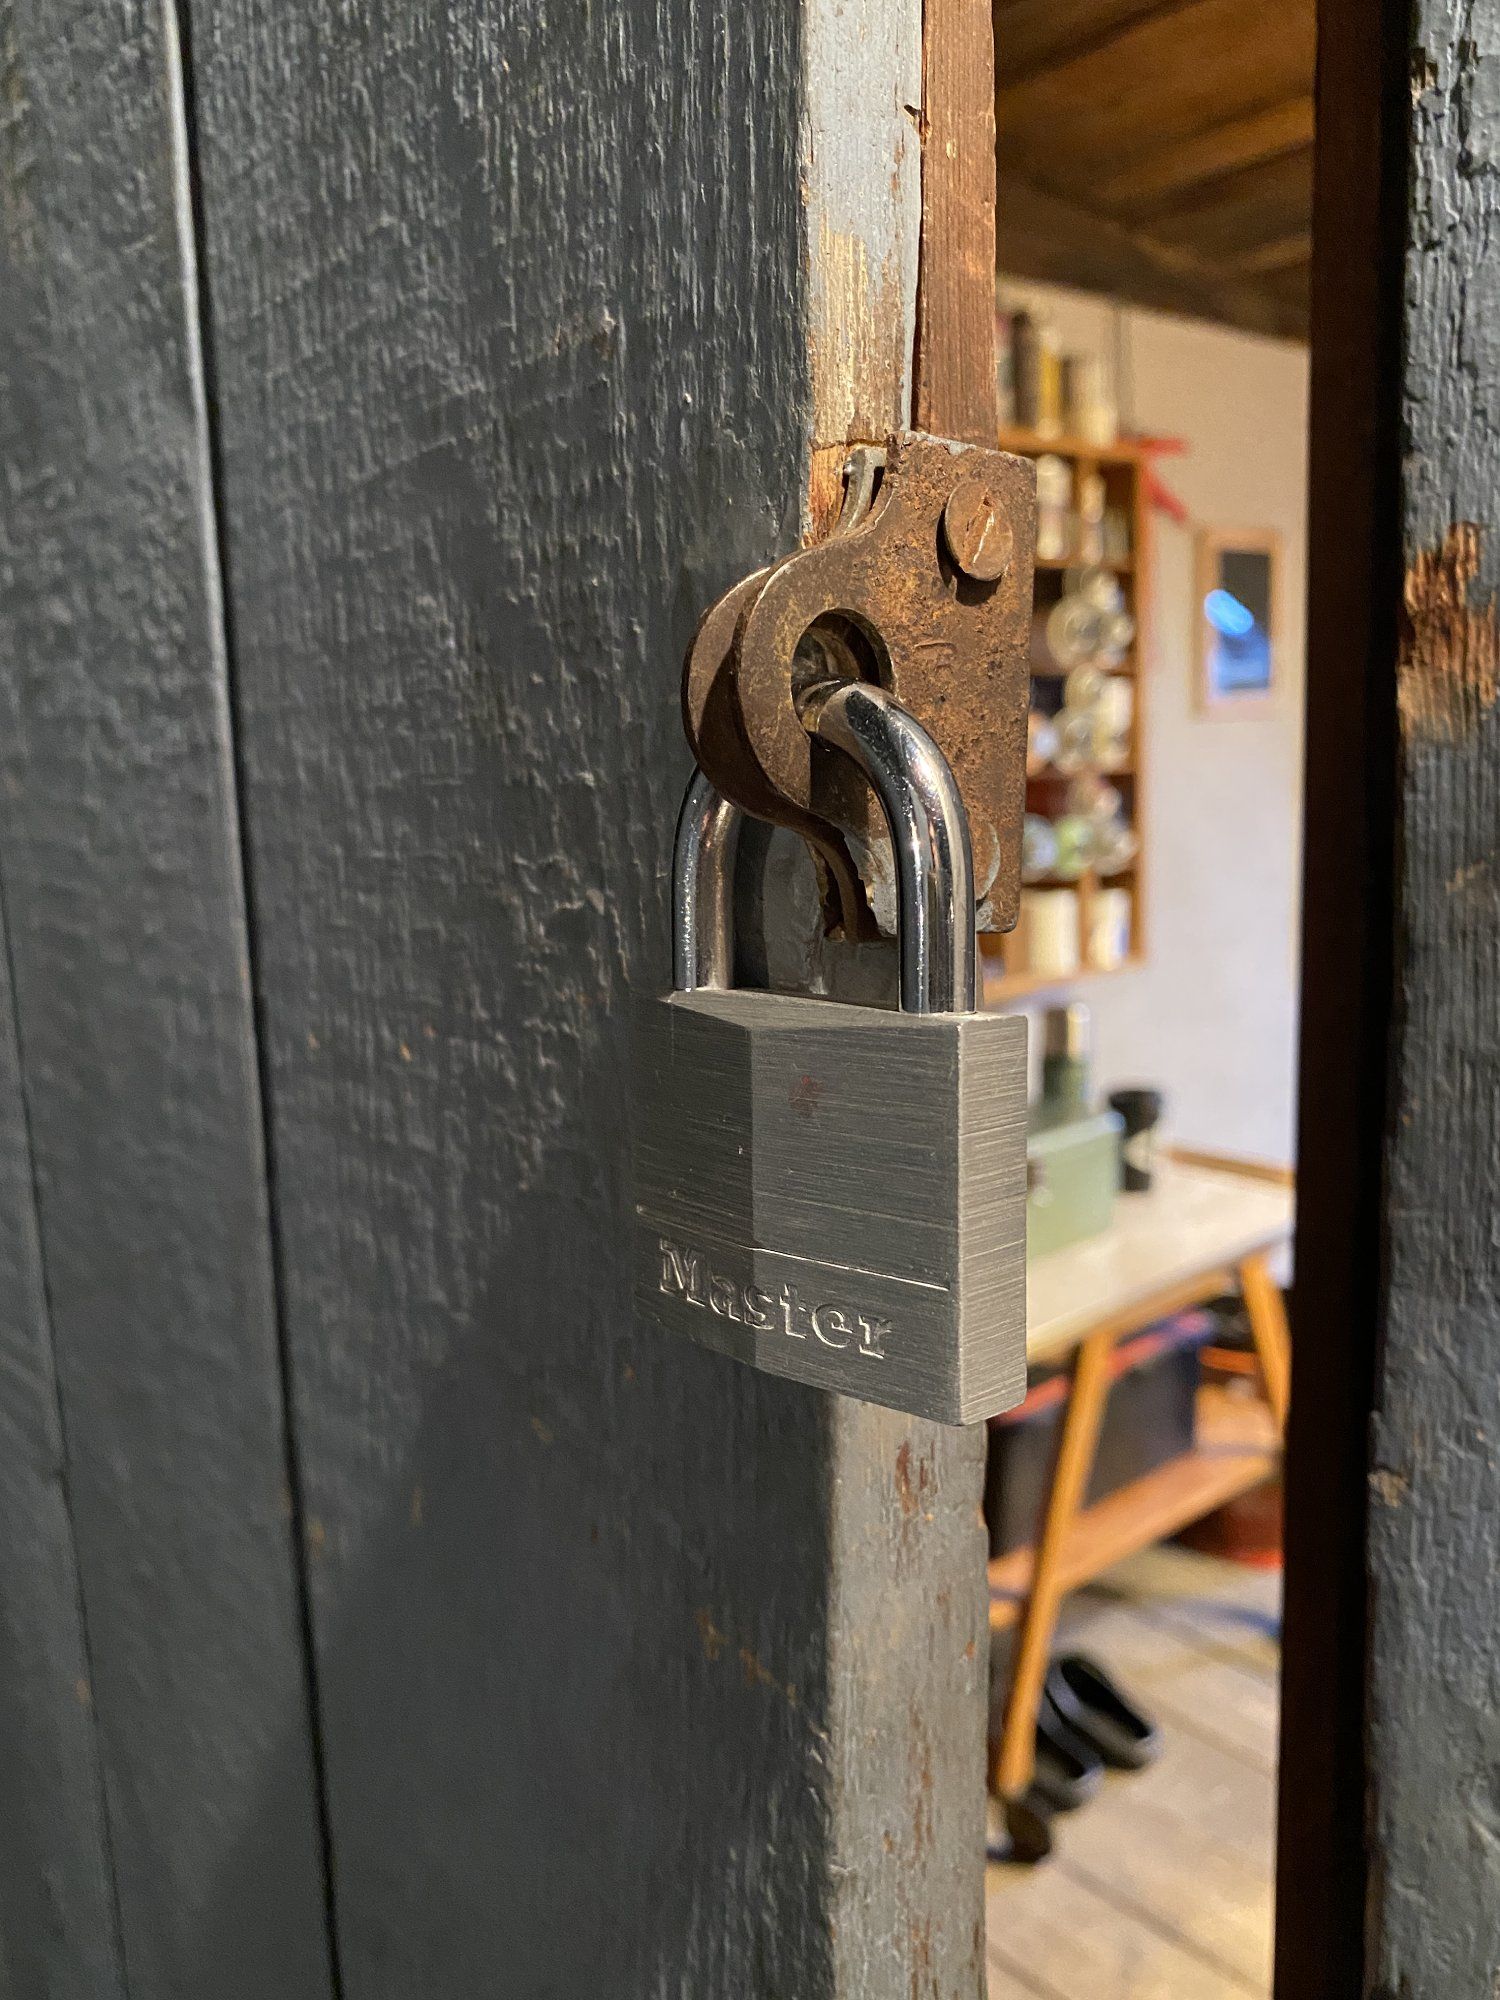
xmin=988 ymin=1545 xmax=1278 ymax=1999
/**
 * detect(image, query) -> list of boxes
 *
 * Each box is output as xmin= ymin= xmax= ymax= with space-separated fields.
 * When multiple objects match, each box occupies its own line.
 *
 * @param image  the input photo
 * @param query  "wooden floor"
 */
xmin=987 ymin=1544 xmax=1280 ymax=2000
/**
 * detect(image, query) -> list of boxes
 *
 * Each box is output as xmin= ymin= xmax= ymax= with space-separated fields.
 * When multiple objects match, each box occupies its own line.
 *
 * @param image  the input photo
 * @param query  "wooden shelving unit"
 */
xmin=985 ymin=423 xmax=1150 ymax=1004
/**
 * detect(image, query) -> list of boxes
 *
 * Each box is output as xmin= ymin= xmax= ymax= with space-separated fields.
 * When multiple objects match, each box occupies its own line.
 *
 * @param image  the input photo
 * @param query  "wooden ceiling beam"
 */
xmin=997 ymin=169 xmax=1307 ymax=340
xmin=992 ymin=0 xmax=1201 ymax=90
xmin=1092 ymin=95 xmax=1316 ymax=213
xmin=1237 ymin=230 xmax=1314 ymax=276
xmin=995 ymin=0 xmax=1316 ymax=172
xmin=1145 ymin=142 xmax=1314 ymax=260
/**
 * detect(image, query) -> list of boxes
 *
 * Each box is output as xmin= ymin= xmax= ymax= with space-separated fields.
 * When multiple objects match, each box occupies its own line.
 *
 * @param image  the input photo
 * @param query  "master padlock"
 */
xmin=632 ymin=681 xmax=1027 ymax=1426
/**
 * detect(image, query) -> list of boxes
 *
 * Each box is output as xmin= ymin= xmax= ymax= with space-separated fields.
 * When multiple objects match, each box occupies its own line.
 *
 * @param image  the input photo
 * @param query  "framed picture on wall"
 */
xmin=1194 ymin=527 xmax=1281 ymax=711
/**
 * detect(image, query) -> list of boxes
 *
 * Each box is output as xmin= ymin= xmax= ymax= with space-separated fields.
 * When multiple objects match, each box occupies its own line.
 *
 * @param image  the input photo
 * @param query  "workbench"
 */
xmin=989 ymin=1151 xmax=1293 ymax=1800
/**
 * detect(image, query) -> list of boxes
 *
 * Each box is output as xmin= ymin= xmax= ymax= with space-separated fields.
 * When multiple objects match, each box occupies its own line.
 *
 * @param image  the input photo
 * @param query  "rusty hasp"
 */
xmin=683 ymin=433 xmax=1035 ymax=932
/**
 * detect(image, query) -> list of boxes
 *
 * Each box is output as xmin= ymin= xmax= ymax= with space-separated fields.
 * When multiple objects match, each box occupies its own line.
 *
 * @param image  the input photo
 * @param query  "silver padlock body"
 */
xmin=632 ymin=989 xmax=1027 ymax=1425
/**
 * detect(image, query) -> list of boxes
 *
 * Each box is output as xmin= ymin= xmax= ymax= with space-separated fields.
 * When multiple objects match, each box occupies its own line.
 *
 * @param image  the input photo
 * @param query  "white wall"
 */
xmin=1003 ymin=281 xmax=1309 ymax=1167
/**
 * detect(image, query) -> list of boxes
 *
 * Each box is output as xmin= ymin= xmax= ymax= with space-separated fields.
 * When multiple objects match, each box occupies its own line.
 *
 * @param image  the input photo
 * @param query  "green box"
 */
xmin=1026 ymin=1109 xmax=1123 ymax=1261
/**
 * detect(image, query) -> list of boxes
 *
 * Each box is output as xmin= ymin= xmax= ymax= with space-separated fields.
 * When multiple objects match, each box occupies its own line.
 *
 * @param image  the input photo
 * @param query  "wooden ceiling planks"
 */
xmin=994 ymin=0 xmax=1316 ymax=339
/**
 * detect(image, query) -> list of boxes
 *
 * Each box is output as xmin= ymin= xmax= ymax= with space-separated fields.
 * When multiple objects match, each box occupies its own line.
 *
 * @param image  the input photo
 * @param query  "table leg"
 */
xmin=992 ymin=1326 xmax=1116 ymax=1797
xmin=1239 ymin=1251 xmax=1291 ymax=1431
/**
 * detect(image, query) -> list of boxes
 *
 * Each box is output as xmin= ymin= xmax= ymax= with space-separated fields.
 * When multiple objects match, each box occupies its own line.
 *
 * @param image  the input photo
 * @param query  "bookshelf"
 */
xmin=985 ymin=424 xmax=1150 ymax=1005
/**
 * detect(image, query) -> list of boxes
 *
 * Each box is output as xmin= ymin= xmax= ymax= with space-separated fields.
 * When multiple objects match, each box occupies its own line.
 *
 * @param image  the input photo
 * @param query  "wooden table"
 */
xmin=989 ymin=1151 xmax=1294 ymax=1799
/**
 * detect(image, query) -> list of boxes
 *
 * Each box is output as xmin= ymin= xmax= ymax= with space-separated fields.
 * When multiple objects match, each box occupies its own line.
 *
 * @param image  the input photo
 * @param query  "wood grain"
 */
xmin=0 ymin=0 xmax=336 ymax=1990
xmin=916 ymin=0 xmax=1000 ymax=440
xmin=0 ymin=909 xmax=122 ymax=1998
xmin=996 ymin=0 xmax=1316 ymax=171
xmin=805 ymin=0 xmax=923 ymax=460
xmin=989 ymin=1547 xmax=1279 ymax=1998
xmin=992 ymin=0 xmax=1198 ymax=90
xmin=1054 ymin=1579 xmax=1279 ymax=1776
xmin=1364 ymin=0 xmax=1500 ymax=1991
xmin=186 ymin=0 xmax=988 ymax=1991
xmin=992 ymin=0 xmax=1316 ymax=338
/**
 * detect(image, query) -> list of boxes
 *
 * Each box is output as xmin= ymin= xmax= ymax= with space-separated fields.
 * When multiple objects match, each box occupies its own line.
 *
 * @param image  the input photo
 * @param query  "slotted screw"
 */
xmin=942 ymin=477 xmax=1013 ymax=582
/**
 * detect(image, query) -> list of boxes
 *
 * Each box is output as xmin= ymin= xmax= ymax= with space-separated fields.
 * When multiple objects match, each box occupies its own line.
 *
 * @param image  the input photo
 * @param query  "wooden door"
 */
xmin=0 ymin=0 xmax=995 ymax=1993
xmin=1282 ymin=0 xmax=1500 ymax=1991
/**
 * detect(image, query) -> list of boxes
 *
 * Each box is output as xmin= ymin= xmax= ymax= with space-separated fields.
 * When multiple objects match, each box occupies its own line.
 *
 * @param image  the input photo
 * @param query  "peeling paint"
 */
xmin=1399 ymin=523 xmax=1500 ymax=743
xmin=809 ymin=219 xmax=909 ymax=450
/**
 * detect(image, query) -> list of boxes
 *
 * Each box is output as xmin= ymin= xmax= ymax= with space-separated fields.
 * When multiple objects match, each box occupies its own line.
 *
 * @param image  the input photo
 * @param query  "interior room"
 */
xmin=982 ymin=3 xmax=1313 ymax=1992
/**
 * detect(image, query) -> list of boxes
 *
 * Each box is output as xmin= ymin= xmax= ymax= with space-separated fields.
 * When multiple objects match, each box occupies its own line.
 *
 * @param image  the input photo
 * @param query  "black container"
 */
xmin=1107 ymin=1085 xmax=1163 ymax=1191
xmin=984 ymin=1310 xmax=1212 ymax=1559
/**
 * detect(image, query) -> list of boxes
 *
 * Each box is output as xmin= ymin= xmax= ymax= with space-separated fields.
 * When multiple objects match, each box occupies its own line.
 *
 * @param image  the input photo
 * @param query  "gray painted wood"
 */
xmin=1368 ymin=5 xmax=1500 ymax=1990
xmin=0 ymin=909 xmax=123 ymax=1999
xmin=0 ymin=0 xmax=334 ymax=1990
xmin=187 ymin=0 xmax=988 ymax=1991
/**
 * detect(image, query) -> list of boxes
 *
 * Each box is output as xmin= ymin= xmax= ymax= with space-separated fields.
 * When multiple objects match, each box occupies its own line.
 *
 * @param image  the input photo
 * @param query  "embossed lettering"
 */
xmin=812 ymin=1305 xmax=851 ymax=1349
xmin=653 ymin=1236 xmax=888 ymax=1361
xmin=778 ymin=1282 xmax=812 ymax=1340
xmin=743 ymin=1286 xmax=774 ymax=1331
xmin=857 ymin=1314 xmax=890 ymax=1360
xmin=658 ymin=1238 xmax=707 ymax=1306
xmin=708 ymin=1275 xmax=742 ymax=1321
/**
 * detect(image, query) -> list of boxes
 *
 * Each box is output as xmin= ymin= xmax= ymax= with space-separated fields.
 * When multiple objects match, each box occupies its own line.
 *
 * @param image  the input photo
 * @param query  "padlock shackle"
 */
xmin=672 ymin=685 xmax=976 ymax=1014
xmin=805 ymin=681 xmax=976 ymax=1015
xmin=672 ymin=768 xmax=739 ymax=992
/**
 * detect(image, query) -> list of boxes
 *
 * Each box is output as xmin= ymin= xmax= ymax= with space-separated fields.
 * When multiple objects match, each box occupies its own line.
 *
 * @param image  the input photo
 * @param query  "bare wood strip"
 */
xmin=914 ymin=0 xmax=999 ymax=440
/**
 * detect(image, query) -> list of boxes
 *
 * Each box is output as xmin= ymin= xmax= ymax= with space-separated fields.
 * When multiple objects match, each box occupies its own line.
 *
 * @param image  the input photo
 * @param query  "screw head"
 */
xmin=942 ymin=477 xmax=1013 ymax=582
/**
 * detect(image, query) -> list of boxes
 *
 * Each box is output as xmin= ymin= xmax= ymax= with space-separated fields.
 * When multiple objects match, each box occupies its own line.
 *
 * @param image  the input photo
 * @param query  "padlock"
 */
xmin=632 ymin=681 xmax=1027 ymax=1426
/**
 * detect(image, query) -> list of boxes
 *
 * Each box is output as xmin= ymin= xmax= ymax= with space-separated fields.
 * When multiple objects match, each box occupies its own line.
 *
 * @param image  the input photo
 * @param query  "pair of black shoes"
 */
xmin=993 ymin=1653 xmax=1161 ymax=1863
xmin=1032 ymin=1652 xmax=1160 ymax=1815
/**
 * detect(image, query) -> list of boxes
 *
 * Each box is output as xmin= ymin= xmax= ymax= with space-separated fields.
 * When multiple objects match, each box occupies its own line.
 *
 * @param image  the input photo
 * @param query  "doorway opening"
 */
xmin=982 ymin=4 xmax=1314 ymax=1991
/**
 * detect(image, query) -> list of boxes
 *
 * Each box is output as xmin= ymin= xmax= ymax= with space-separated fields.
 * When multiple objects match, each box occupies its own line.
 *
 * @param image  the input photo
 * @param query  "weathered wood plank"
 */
xmin=916 ymin=0 xmax=1000 ymax=441
xmin=0 ymin=910 xmax=123 ymax=1999
xmin=806 ymin=0 xmax=923 ymax=460
xmin=1365 ymin=3 xmax=1500 ymax=1991
xmin=187 ymin=0 xmax=987 ymax=1993
xmin=0 ymin=0 xmax=335 ymax=1990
